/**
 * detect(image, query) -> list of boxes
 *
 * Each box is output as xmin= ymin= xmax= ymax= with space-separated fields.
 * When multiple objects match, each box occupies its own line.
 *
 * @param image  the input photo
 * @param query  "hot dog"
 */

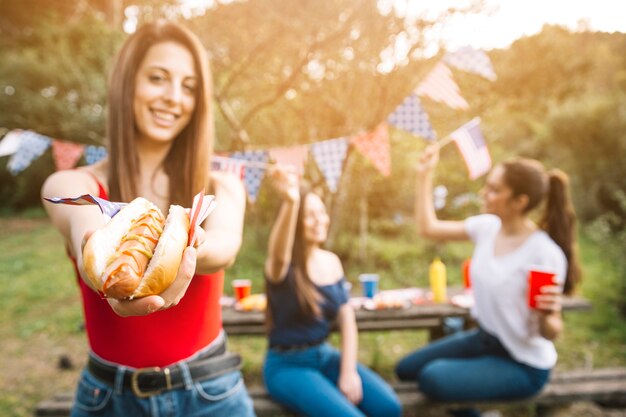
xmin=82 ymin=197 xmax=190 ymax=299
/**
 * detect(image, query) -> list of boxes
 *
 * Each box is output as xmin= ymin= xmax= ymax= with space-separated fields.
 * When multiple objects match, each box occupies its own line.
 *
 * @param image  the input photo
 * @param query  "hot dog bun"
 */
xmin=83 ymin=197 xmax=190 ymax=299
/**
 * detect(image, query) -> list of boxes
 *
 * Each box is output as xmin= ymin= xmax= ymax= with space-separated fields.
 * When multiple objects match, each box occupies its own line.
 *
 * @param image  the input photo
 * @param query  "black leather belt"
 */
xmin=271 ymin=339 xmax=325 ymax=352
xmin=87 ymin=343 xmax=242 ymax=398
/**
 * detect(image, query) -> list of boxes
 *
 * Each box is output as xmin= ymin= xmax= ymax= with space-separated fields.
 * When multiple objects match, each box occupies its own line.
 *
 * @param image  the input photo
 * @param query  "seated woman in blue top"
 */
xmin=262 ymin=165 xmax=401 ymax=417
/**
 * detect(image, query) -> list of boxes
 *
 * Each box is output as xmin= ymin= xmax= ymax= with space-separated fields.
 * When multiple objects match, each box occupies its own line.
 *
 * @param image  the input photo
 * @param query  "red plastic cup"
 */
xmin=528 ymin=268 xmax=557 ymax=309
xmin=462 ymin=258 xmax=471 ymax=290
xmin=232 ymin=279 xmax=252 ymax=302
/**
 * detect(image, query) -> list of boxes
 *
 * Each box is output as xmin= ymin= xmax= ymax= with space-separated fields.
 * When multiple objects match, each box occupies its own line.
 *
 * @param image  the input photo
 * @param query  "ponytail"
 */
xmin=539 ymin=169 xmax=582 ymax=295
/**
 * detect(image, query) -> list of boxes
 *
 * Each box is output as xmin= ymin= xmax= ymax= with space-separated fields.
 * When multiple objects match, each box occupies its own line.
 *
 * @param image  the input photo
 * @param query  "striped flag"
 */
xmin=444 ymin=46 xmax=497 ymax=81
xmin=212 ymin=155 xmax=246 ymax=179
xmin=416 ymin=62 xmax=469 ymax=110
xmin=188 ymin=190 xmax=217 ymax=246
xmin=450 ymin=118 xmax=491 ymax=180
xmin=43 ymin=194 xmax=126 ymax=219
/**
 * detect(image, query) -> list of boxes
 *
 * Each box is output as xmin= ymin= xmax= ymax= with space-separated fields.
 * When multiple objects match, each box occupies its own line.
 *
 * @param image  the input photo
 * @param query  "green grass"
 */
xmin=0 ymin=211 xmax=625 ymax=417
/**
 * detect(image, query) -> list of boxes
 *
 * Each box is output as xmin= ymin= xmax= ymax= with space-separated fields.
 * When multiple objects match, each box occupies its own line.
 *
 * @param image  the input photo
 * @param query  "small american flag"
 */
xmin=450 ymin=118 xmax=491 ymax=180
xmin=43 ymin=194 xmax=126 ymax=219
xmin=212 ymin=155 xmax=246 ymax=179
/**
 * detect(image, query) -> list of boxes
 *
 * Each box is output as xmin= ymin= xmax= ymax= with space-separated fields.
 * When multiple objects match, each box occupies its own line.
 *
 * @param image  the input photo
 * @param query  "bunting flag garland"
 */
xmin=387 ymin=94 xmax=436 ymax=140
xmin=444 ymin=46 xmax=497 ymax=81
xmin=52 ymin=140 xmax=85 ymax=171
xmin=230 ymin=150 xmax=269 ymax=203
xmin=416 ymin=62 xmax=469 ymax=110
xmin=310 ymin=137 xmax=349 ymax=193
xmin=450 ymin=117 xmax=491 ymax=180
xmin=212 ymin=155 xmax=246 ymax=179
xmin=351 ymin=123 xmax=391 ymax=177
xmin=7 ymin=130 xmax=52 ymax=175
xmin=0 ymin=129 xmax=24 ymax=157
xmin=3 ymin=47 xmax=497 ymax=188
xmin=84 ymin=145 xmax=108 ymax=165
xmin=268 ymin=145 xmax=309 ymax=175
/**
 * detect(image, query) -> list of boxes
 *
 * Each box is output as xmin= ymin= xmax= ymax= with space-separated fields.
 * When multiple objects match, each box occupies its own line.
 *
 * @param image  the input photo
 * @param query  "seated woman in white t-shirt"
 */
xmin=395 ymin=145 xmax=582 ymax=417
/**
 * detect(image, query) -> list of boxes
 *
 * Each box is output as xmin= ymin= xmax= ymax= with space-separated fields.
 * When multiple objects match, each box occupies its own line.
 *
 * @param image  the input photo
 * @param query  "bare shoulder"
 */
xmin=41 ymin=166 xmax=103 ymax=199
xmin=322 ymin=250 xmax=345 ymax=277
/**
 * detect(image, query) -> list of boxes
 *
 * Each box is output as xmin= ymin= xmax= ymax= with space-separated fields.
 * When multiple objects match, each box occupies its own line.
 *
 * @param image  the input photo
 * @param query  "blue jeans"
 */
xmin=263 ymin=343 xmax=401 ymax=417
xmin=395 ymin=328 xmax=550 ymax=417
xmin=70 ymin=366 xmax=255 ymax=417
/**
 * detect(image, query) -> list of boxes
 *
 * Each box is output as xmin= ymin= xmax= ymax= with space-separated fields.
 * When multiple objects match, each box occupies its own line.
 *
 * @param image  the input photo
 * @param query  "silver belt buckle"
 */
xmin=130 ymin=366 xmax=172 ymax=398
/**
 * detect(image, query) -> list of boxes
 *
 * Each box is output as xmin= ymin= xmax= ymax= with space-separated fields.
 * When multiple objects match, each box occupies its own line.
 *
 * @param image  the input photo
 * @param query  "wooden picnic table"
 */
xmin=222 ymin=287 xmax=592 ymax=340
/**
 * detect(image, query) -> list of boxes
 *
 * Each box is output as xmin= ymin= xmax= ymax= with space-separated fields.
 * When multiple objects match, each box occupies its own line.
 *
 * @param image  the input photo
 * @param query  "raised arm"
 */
xmin=196 ymin=171 xmax=247 ymax=274
xmin=415 ymin=145 xmax=469 ymax=241
xmin=264 ymin=166 xmax=300 ymax=283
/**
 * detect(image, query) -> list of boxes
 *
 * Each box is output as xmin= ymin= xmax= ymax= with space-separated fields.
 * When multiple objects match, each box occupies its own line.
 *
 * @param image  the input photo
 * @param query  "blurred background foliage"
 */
xmin=0 ymin=0 xmax=624 ymax=312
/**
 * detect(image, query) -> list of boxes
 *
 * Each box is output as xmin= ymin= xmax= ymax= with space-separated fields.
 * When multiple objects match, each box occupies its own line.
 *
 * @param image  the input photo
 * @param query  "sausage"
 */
xmin=101 ymin=209 xmax=164 ymax=299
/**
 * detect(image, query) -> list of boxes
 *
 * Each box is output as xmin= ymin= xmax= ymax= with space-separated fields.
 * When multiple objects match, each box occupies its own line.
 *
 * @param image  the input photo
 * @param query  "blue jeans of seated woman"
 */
xmin=395 ymin=327 xmax=550 ymax=417
xmin=70 ymin=366 xmax=255 ymax=417
xmin=263 ymin=342 xmax=402 ymax=417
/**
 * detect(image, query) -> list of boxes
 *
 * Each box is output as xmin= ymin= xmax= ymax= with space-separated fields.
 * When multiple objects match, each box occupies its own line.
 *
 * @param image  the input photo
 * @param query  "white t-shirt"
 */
xmin=465 ymin=214 xmax=567 ymax=369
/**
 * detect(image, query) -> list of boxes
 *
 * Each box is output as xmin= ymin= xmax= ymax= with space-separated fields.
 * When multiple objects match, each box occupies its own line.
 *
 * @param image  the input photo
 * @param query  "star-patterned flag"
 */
xmin=416 ymin=62 xmax=469 ymax=110
xmin=52 ymin=140 xmax=85 ymax=171
xmin=351 ymin=123 xmax=391 ymax=177
xmin=268 ymin=145 xmax=309 ymax=175
xmin=84 ymin=145 xmax=108 ymax=165
xmin=387 ymin=94 xmax=436 ymax=140
xmin=444 ymin=46 xmax=497 ymax=81
xmin=450 ymin=117 xmax=491 ymax=180
xmin=7 ymin=130 xmax=51 ymax=175
xmin=212 ymin=155 xmax=246 ymax=179
xmin=310 ymin=137 xmax=349 ymax=193
xmin=230 ymin=150 xmax=269 ymax=203
xmin=0 ymin=129 xmax=24 ymax=157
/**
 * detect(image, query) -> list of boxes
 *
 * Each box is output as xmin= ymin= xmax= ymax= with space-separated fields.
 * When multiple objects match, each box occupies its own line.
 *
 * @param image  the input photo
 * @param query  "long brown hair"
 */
xmin=266 ymin=188 xmax=323 ymax=330
xmin=107 ymin=20 xmax=213 ymax=206
xmin=501 ymin=159 xmax=582 ymax=294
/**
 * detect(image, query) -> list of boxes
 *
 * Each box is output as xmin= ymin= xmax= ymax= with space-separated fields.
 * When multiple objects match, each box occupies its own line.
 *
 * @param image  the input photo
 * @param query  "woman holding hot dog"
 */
xmin=41 ymin=21 xmax=254 ymax=416
xmin=261 ymin=165 xmax=401 ymax=417
xmin=395 ymin=145 xmax=581 ymax=417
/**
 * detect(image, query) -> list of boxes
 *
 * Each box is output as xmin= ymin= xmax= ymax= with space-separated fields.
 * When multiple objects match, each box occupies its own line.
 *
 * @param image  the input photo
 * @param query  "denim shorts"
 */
xmin=71 ymin=366 xmax=256 ymax=417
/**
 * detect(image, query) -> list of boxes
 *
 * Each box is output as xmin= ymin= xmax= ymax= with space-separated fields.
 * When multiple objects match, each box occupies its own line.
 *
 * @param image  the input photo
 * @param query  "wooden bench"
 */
xmin=34 ymin=367 xmax=626 ymax=416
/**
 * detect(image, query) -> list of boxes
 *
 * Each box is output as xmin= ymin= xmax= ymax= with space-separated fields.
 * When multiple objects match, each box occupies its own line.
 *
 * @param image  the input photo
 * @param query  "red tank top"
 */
xmin=71 ymin=176 xmax=223 ymax=368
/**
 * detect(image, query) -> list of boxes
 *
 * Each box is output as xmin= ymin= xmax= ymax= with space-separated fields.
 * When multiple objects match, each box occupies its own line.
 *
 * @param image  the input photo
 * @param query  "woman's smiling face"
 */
xmin=133 ymin=41 xmax=197 ymax=144
xmin=302 ymin=193 xmax=330 ymax=245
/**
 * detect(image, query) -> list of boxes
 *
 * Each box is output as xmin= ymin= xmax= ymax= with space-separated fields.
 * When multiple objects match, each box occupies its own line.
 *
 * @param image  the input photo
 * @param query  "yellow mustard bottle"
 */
xmin=429 ymin=257 xmax=447 ymax=303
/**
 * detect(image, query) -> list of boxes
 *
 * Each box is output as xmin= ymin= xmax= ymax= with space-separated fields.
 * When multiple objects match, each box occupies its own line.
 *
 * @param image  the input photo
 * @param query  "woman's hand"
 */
xmin=268 ymin=165 xmax=300 ymax=203
xmin=536 ymin=285 xmax=564 ymax=340
xmin=338 ymin=369 xmax=363 ymax=405
xmin=106 ymin=246 xmax=197 ymax=316
xmin=415 ymin=144 xmax=440 ymax=175
xmin=81 ymin=231 xmax=198 ymax=316
xmin=535 ymin=285 xmax=563 ymax=314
